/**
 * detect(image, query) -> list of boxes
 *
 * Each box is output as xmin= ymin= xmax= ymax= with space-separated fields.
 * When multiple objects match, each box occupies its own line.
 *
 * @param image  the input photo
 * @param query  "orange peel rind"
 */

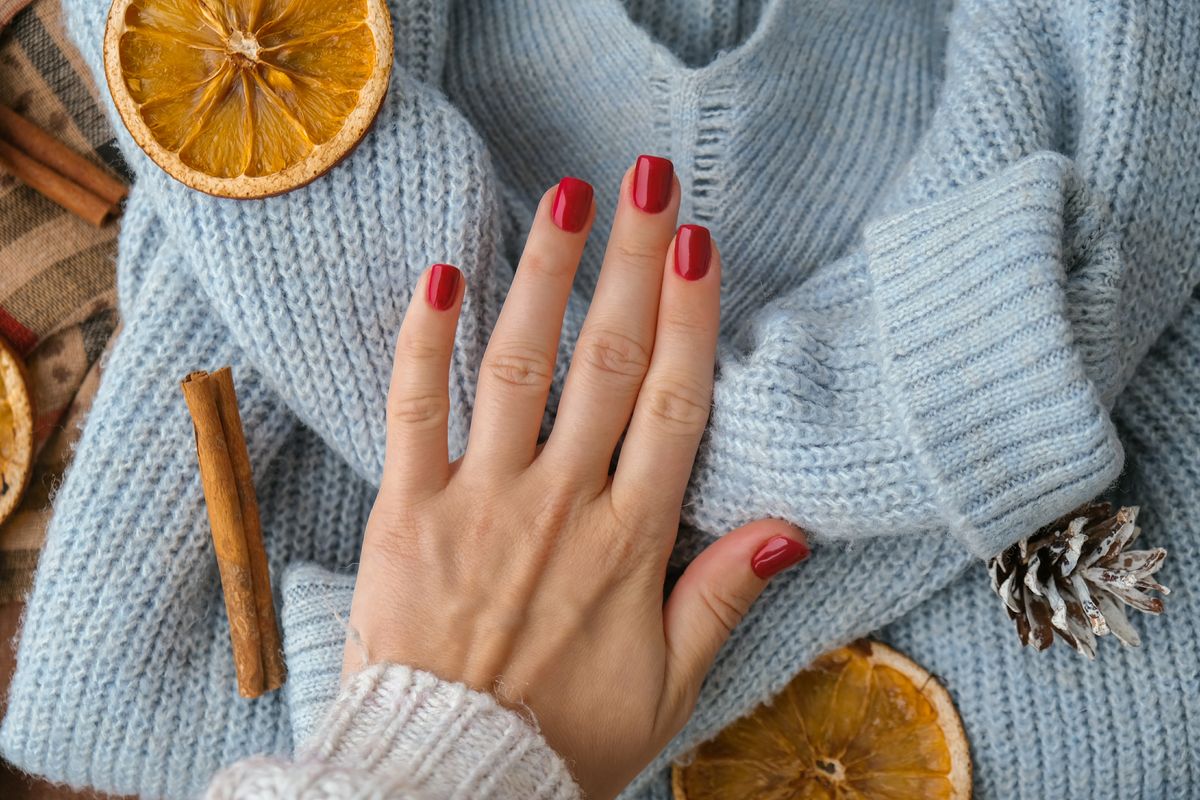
xmin=673 ymin=640 xmax=972 ymax=800
xmin=103 ymin=0 xmax=393 ymax=198
xmin=0 ymin=336 xmax=34 ymax=527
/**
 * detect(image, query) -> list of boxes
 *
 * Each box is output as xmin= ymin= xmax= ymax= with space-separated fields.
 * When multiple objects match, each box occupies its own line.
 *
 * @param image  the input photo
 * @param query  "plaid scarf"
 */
xmin=0 ymin=0 xmax=125 ymax=602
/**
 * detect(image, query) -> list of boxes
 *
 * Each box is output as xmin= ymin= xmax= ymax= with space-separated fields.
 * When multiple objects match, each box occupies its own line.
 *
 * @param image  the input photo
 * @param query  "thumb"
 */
xmin=662 ymin=519 xmax=809 ymax=710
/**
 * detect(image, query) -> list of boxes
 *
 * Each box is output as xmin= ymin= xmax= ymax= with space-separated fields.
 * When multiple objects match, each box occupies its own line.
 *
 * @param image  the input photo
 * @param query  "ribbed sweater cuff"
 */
xmin=864 ymin=152 xmax=1123 ymax=558
xmin=297 ymin=663 xmax=580 ymax=798
xmin=276 ymin=565 xmax=579 ymax=799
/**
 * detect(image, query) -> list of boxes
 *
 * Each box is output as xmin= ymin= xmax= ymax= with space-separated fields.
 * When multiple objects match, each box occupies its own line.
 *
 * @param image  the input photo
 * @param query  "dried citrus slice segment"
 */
xmin=0 ymin=336 xmax=34 ymax=527
xmin=103 ymin=0 xmax=393 ymax=198
xmin=673 ymin=640 xmax=972 ymax=800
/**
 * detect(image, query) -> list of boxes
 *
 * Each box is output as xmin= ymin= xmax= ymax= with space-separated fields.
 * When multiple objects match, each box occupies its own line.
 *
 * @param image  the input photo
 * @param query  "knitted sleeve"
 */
xmin=57 ymin=0 xmax=506 ymax=486
xmin=688 ymin=152 xmax=1124 ymax=559
xmin=144 ymin=60 xmax=507 ymax=483
xmin=202 ymin=663 xmax=580 ymax=800
xmin=677 ymin=0 xmax=1200 ymax=559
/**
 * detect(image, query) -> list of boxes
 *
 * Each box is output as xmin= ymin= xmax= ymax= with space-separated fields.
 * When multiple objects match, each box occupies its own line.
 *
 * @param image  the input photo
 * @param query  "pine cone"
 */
xmin=988 ymin=502 xmax=1169 ymax=659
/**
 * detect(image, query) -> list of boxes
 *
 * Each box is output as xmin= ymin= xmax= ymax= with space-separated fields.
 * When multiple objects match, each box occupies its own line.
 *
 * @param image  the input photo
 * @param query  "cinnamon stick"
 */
xmin=0 ymin=104 xmax=128 ymax=206
xmin=208 ymin=367 xmax=287 ymax=691
xmin=182 ymin=368 xmax=286 ymax=697
xmin=0 ymin=138 xmax=112 ymax=227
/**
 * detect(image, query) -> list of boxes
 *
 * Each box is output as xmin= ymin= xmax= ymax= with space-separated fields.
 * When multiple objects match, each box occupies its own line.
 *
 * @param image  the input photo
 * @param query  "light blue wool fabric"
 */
xmin=3 ymin=0 xmax=1200 ymax=797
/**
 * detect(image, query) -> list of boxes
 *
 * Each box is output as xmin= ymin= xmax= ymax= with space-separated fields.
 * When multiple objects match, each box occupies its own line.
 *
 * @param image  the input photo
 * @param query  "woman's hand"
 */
xmin=345 ymin=157 xmax=809 ymax=798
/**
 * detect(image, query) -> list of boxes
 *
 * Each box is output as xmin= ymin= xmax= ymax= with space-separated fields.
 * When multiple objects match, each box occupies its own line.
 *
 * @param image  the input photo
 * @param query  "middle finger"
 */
xmin=539 ymin=155 xmax=679 ymax=491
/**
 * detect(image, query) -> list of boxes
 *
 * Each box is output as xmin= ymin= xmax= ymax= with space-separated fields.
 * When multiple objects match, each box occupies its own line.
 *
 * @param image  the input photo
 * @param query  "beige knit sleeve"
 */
xmin=202 ymin=664 xmax=581 ymax=800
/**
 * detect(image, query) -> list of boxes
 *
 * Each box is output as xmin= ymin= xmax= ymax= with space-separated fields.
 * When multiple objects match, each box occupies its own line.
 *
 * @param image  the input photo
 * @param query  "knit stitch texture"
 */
xmin=2 ymin=0 xmax=1199 ymax=797
xmin=203 ymin=662 xmax=580 ymax=799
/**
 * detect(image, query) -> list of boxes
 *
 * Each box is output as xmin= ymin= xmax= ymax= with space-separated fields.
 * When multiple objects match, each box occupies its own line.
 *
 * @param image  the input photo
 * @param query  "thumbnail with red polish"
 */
xmin=552 ymin=176 xmax=593 ymax=232
xmin=674 ymin=224 xmax=712 ymax=281
xmin=632 ymin=154 xmax=673 ymax=213
xmin=426 ymin=263 xmax=460 ymax=310
xmin=751 ymin=536 xmax=810 ymax=579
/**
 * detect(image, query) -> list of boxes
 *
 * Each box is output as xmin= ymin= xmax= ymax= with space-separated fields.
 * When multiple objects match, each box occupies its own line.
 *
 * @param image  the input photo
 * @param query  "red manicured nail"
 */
xmin=426 ymin=263 xmax=460 ymax=310
xmin=551 ymin=176 xmax=593 ymax=232
xmin=751 ymin=536 xmax=810 ymax=579
xmin=674 ymin=224 xmax=712 ymax=280
xmin=632 ymin=154 xmax=673 ymax=213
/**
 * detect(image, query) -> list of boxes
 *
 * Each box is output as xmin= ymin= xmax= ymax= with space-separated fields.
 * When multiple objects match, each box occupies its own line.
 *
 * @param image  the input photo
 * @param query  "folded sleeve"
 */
xmin=60 ymin=0 xmax=507 ymax=485
xmin=278 ymin=565 xmax=359 ymax=749
xmin=681 ymin=0 xmax=1200 ymax=559
xmin=687 ymin=153 xmax=1124 ymax=558
xmin=144 ymin=66 xmax=508 ymax=483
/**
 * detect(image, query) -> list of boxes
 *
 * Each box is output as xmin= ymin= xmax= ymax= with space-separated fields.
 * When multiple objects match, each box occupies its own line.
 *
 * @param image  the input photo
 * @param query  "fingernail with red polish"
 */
xmin=427 ymin=263 xmax=460 ymax=310
xmin=674 ymin=224 xmax=712 ymax=280
xmin=552 ymin=176 xmax=593 ymax=232
xmin=751 ymin=536 xmax=810 ymax=579
xmin=632 ymin=154 xmax=673 ymax=213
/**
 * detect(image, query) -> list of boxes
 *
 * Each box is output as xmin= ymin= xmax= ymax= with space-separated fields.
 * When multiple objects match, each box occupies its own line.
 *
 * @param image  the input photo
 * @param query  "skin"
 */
xmin=344 ymin=163 xmax=808 ymax=799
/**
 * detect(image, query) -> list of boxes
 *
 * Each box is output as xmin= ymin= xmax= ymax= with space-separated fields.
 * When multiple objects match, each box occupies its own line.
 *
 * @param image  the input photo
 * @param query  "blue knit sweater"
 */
xmin=3 ymin=0 xmax=1199 ymax=797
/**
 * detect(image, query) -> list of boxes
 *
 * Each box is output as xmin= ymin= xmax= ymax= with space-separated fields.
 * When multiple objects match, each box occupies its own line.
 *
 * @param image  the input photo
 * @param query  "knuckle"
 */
xmin=528 ymin=486 xmax=577 ymax=535
xmin=365 ymin=525 xmax=411 ymax=568
xmin=363 ymin=505 xmax=420 ymax=558
xmin=396 ymin=334 xmax=444 ymax=365
xmin=483 ymin=345 xmax=554 ymax=391
xmin=661 ymin=306 xmax=712 ymax=339
xmin=699 ymin=585 xmax=754 ymax=637
xmin=388 ymin=391 xmax=449 ymax=428
xmin=599 ymin=529 xmax=642 ymax=573
xmin=579 ymin=328 xmax=651 ymax=382
xmin=612 ymin=238 xmax=663 ymax=270
xmin=642 ymin=378 xmax=712 ymax=435
xmin=520 ymin=249 xmax=571 ymax=280
xmin=606 ymin=493 xmax=642 ymax=539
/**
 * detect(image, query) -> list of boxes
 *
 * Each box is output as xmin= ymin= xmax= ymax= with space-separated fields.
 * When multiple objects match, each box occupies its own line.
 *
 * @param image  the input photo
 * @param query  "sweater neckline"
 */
xmin=593 ymin=0 xmax=790 ymax=78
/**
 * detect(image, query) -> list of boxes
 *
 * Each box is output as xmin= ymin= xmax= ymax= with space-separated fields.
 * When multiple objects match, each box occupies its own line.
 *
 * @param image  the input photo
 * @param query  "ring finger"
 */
xmin=540 ymin=156 xmax=679 ymax=491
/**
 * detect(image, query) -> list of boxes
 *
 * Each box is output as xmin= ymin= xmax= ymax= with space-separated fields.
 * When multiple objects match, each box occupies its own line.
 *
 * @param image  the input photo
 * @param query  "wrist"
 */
xmin=303 ymin=662 xmax=581 ymax=799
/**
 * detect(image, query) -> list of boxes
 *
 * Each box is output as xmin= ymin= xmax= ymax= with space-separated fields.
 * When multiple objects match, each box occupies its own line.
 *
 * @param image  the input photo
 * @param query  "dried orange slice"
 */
xmin=673 ymin=640 xmax=971 ymax=800
xmin=0 ymin=336 xmax=34 ymax=527
xmin=103 ymin=0 xmax=393 ymax=198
